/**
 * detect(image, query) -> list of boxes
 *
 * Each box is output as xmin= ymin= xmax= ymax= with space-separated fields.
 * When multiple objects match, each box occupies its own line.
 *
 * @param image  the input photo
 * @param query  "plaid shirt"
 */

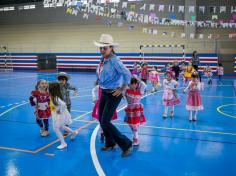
xmin=60 ymin=83 xmax=78 ymax=105
xmin=96 ymin=53 xmax=131 ymax=89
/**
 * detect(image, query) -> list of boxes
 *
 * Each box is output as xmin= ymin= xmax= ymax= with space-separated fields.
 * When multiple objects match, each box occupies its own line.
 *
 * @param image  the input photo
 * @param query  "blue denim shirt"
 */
xmin=96 ymin=53 xmax=131 ymax=89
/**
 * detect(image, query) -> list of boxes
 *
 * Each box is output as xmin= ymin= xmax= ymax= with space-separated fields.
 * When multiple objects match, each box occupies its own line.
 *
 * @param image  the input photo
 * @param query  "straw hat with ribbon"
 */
xmin=94 ymin=34 xmax=119 ymax=47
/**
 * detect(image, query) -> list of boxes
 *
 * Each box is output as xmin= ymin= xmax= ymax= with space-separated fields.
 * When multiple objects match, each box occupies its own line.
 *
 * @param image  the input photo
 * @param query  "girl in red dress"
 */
xmin=29 ymin=80 xmax=51 ymax=136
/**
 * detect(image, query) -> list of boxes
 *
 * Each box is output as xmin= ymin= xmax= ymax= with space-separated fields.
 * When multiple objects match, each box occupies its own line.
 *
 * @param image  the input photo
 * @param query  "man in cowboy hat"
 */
xmin=94 ymin=34 xmax=132 ymax=157
xmin=57 ymin=72 xmax=78 ymax=136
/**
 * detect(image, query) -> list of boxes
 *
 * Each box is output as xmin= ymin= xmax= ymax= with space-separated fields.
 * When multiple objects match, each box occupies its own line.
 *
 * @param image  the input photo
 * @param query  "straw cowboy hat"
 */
xmin=94 ymin=34 xmax=119 ymax=47
xmin=57 ymin=72 xmax=70 ymax=80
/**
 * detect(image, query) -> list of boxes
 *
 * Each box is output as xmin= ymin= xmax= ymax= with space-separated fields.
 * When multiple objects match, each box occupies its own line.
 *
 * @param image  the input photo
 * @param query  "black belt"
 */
xmin=102 ymin=88 xmax=117 ymax=93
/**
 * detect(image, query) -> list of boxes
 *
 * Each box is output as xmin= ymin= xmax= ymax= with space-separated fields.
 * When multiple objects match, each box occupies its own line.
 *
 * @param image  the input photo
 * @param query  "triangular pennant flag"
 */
xmin=231 ymin=6 xmax=236 ymax=13
xmin=168 ymin=5 xmax=174 ymax=12
xmin=208 ymin=34 xmax=212 ymax=39
xmin=190 ymin=33 xmax=195 ymax=39
xmin=169 ymin=13 xmax=176 ymax=20
xmin=143 ymin=28 xmax=148 ymax=33
xmin=140 ymin=4 xmax=146 ymax=11
xmin=83 ymin=13 xmax=89 ymax=19
xmin=127 ymin=11 xmax=135 ymax=21
xmin=72 ymin=8 xmax=78 ymax=15
xmin=181 ymin=33 xmax=186 ymax=38
xmin=189 ymin=6 xmax=195 ymax=13
xmin=199 ymin=34 xmax=204 ymax=39
xmin=153 ymin=29 xmax=158 ymax=35
xmin=148 ymin=29 xmax=153 ymax=34
xmin=138 ymin=14 xmax=144 ymax=23
xmin=199 ymin=6 xmax=205 ymax=13
xmin=178 ymin=6 xmax=184 ymax=13
xmin=158 ymin=5 xmax=164 ymax=12
xmin=43 ymin=0 xmax=50 ymax=4
xmin=122 ymin=2 xmax=127 ymax=9
xmin=220 ymin=6 xmax=226 ymax=13
xmin=66 ymin=7 xmax=73 ymax=14
xmin=98 ymin=6 xmax=104 ymax=16
xmin=149 ymin=4 xmax=155 ymax=11
xmin=210 ymin=6 xmax=216 ymax=13
xmin=130 ymin=4 xmax=136 ymax=11
xmin=144 ymin=15 xmax=149 ymax=23
xmin=110 ymin=8 xmax=116 ymax=14
xmin=212 ymin=15 xmax=218 ymax=20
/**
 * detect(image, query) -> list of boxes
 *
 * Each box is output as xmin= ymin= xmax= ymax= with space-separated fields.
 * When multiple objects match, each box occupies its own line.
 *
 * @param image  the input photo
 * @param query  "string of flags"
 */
xmin=142 ymin=28 xmax=236 ymax=39
xmin=43 ymin=0 xmax=236 ymax=29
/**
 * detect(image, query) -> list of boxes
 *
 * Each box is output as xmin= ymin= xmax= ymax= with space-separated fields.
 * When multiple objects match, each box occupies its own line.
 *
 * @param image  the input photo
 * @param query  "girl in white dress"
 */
xmin=49 ymin=82 xmax=78 ymax=150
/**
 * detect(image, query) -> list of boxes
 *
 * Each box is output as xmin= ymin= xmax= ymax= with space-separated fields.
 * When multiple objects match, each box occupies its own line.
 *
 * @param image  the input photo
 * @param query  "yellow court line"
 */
xmin=34 ymin=120 xmax=96 ymax=153
xmin=45 ymin=153 xmax=55 ymax=157
xmin=0 ymin=109 xmax=95 ymax=154
xmin=0 ymin=146 xmax=35 ymax=154
xmin=73 ymin=111 xmax=92 ymax=120
xmin=0 ymin=120 xmax=96 ymax=154
xmin=75 ymin=119 xmax=236 ymax=137
xmin=217 ymin=104 xmax=236 ymax=119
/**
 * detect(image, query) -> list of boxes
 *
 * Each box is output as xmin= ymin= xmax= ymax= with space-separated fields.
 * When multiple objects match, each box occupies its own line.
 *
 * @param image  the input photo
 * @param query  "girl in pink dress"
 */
xmin=92 ymin=84 xmax=118 ymax=142
xmin=131 ymin=62 xmax=140 ymax=76
xmin=217 ymin=63 xmax=224 ymax=83
xmin=149 ymin=66 xmax=161 ymax=92
xmin=124 ymin=77 xmax=146 ymax=146
xmin=183 ymin=72 xmax=203 ymax=121
xmin=162 ymin=71 xmax=180 ymax=118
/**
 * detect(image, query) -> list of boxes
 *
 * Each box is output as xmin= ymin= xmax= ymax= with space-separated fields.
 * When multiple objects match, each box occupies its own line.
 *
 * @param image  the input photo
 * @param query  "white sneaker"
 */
xmin=57 ymin=143 xmax=67 ymax=150
xmin=41 ymin=131 xmax=49 ymax=137
xmin=163 ymin=113 xmax=167 ymax=118
xmin=40 ymin=128 xmax=44 ymax=136
xmin=170 ymin=111 xmax=174 ymax=118
xmin=71 ymin=131 xmax=78 ymax=140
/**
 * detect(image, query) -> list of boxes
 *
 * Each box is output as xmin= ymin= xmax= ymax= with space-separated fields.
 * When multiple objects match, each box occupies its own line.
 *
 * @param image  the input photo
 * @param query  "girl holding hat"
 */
xmin=94 ymin=34 xmax=132 ymax=157
xmin=57 ymin=72 xmax=78 ymax=136
xmin=49 ymin=82 xmax=78 ymax=149
xmin=162 ymin=71 xmax=180 ymax=118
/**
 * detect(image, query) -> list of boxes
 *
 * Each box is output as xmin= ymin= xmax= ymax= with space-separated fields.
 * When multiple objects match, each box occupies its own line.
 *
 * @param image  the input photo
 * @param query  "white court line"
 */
xmin=0 ymin=95 xmax=92 ymax=119
xmin=0 ymin=102 xmax=28 ymax=117
xmin=90 ymin=91 xmax=157 ymax=176
xmin=71 ymin=109 xmax=90 ymax=113
xmin=0 ymin=75 xmax=38 ymax=81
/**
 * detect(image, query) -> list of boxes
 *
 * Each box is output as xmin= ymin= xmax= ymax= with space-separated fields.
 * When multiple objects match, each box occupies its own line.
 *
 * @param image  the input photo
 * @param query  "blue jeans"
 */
xmin=99 ymin=91 xmax=132 ymax=152
xmin=36 ymin=119 xmax=49 ymax=131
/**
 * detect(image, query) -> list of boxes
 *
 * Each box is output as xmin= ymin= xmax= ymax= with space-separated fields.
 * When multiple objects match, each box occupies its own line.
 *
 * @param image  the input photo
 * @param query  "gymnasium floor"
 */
xmin=0 ymin=71 xmax=236 ymax=176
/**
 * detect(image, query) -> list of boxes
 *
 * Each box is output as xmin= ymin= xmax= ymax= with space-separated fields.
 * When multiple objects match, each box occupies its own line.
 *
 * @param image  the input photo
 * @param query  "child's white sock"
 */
xmin=189 ymin=110 xmax=193 ymax=121
xmin=54 ymin=128 xmax=66 ymax=145
xmin=164 ymin=106 xmax=168 ymax=115
xmin=132 ymin=125 xmax=139 ymax=139
xmin=193 ymin=111 xmax=198 ymax=121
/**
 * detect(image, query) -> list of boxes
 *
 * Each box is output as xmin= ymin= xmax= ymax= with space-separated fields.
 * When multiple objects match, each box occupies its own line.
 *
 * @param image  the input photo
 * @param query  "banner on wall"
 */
xmin=142 ymin=27 xmax=235 ymax=39
xmin=42 ymin=0 xmax=236 ymax=29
